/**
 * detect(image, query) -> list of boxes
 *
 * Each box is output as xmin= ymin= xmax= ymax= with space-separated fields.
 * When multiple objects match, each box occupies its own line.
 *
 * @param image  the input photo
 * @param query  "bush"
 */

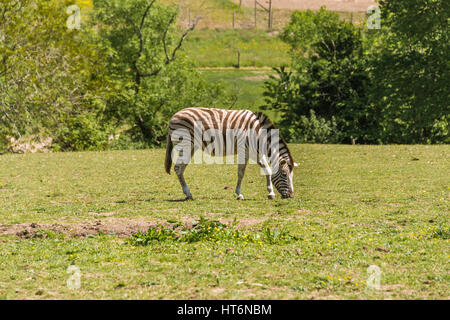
xmin=0 ymin=0 xmax=231 ymax=152
xmin=286 ymin=110 xmax=342 ymax=144
xmin=52 ymin=113 xmax=111 ymax=152
xmin=264 ymin=4 xmax=448 ymax=145
xmin=108 ymin=130 xmax=149 ymax=150
xmin=0 ymin=0 xmax=110 ymax=152
xmin=263 ymin=8 xmax=376 ymax=144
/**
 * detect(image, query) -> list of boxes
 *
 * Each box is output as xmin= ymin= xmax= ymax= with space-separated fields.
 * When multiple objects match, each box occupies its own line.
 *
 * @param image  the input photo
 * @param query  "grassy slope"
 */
xmin=0 ymin=145 xmax=448 ymax=299
xmin=199 ymin=69 xmax=276 ymax=114
xmin=183 ymin=29 xmax=290 ymax=68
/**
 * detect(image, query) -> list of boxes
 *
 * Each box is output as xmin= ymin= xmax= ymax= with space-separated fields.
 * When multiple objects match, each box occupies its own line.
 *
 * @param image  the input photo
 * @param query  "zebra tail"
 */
xmin=165 ymin=133 xmax=173 ymax=174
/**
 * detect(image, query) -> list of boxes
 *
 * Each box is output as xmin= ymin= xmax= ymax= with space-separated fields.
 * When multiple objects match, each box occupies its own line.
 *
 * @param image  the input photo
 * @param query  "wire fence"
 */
xmin=177 ymin=1 xmax=368 ymax=31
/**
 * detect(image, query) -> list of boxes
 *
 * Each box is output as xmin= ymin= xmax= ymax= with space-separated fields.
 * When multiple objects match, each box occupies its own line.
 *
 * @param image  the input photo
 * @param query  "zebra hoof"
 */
xmin=236 ymin=194 xmax=244 ymax=200
xmin=267 ymin=194 xmax=275 ymax=200
xmin=185 ymin=195 xmax=194 ymax=201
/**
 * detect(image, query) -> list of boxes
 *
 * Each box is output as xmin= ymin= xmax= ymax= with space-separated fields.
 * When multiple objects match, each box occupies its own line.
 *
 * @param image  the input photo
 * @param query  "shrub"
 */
xmin=286 ymin=110 xmax=342 ymax=144
xmin=263 ymin=8 xmax=378 ymax=144
xmin=52 ymin=113 xmax=111 ymax=152
xmin=0 ymin=0 xmax=110 ymax=152
xmin=264 ymin=4 xmax=448 ymax=145
xmin=129 ymin=217 xmax=298 ymax=246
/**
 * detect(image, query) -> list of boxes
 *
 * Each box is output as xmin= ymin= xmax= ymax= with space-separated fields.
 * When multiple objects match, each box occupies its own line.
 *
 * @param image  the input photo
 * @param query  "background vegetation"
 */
xmin=0 ymin=0 xmax=448 ymax=150
xmin=263 ymin=3 xmax=449 ymax=144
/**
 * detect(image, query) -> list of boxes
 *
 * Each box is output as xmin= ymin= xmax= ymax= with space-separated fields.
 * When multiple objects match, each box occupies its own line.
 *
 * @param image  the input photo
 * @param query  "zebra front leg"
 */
xmin=235 ymin=162 xmax=247 ymax=200
xmin=266 ymin=175 xmax=275 ymax=200
xmin=174 ymin=163 xmax=194 ymax=200
xmin=259 ymin=155 xmax=275 ymax=200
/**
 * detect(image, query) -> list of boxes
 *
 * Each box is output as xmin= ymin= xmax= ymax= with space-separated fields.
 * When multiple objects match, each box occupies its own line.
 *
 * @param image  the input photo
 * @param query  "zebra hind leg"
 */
xmin=174 ymin=163 xmax=194 ymax=200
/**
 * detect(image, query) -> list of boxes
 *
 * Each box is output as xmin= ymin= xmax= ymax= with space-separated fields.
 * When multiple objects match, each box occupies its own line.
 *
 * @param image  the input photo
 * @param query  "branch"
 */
xmin=162 ymin=13 xmax=178 ymax=63
xmin=132 ymin=3 xmax=200 ymax=80
xmin=139 ymin=0 xmax=156 ymax=31
xmin=163 ymin=15 xmax=200 ymax=65
xmin=137 ymin=0 xmax=157 ymax=63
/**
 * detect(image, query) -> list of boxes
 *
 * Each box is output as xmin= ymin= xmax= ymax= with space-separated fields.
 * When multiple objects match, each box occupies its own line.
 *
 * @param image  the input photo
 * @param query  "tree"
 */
xmin=263 ymin=7 xmax=379 ymax=144
xmin=371 ymin=0 xmax=449 ymax=143
xmin=92 ymin=0 xmax=231 ymax=147
xmin=0 ymin=0 xmax=110 ymax=151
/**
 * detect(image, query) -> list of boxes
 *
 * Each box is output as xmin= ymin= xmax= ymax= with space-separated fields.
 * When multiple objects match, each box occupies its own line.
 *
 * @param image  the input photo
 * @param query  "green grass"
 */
xmin=183 ymin=29 xmax=290 ymax=67
xmin=129 ymin=217 xmax=298 ymax=246
xmin=0 ymin=145 xmax=449 ymax=299
xmin=199 ymin=69 xmax=280 ymax=120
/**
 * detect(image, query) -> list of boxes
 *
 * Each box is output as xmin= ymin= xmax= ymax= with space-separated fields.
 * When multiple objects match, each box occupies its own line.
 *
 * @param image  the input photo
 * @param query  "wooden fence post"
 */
xmin=254 ymin=0 xmax=257 ymax=29
xmin=237 ymin=49 xmax=241 ymax=69
xmin=268 ymin=0 xmax=272 ymax=30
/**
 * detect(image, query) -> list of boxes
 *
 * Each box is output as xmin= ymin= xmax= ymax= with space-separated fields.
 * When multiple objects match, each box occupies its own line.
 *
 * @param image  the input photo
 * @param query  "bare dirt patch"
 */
xmin=241 ymin=74 xmax=270 ymax=81
xmin=0 ymin=217 xmax=268 ymax=239
xmin=88 ymin=211 xmax=116 ymax=217
xmin=0 ymin=218 xmax=157 ymax=239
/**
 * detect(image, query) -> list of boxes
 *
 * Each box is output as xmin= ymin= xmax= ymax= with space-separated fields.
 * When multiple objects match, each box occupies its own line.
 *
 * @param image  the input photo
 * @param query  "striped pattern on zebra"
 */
xmin=164 ymin=107 xmax=298 ymax=200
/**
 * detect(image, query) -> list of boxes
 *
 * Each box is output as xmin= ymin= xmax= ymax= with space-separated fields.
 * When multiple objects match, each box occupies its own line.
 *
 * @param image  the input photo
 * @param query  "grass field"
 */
xmin=0 ymin=145 xmax=448 ymax=299
xmin=183 ymin=29 xmax=290 ymax=68
xmin=199 ymin=69 xmax=279 ymax=118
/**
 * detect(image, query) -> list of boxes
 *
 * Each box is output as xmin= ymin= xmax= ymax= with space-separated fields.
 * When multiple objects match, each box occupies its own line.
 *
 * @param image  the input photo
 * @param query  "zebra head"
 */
xmin=271 ymin=158 xmax=298 ymax=199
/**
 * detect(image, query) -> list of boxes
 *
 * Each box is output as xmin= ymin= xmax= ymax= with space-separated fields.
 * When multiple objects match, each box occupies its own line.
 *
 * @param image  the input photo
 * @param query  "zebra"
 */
xmin=164 ymin=107 xmax=298 ymax=200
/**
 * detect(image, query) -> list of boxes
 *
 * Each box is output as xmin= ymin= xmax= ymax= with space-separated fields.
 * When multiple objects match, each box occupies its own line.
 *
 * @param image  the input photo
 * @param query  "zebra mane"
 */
xmin=254 ymin=112 xmax=295 ymax=167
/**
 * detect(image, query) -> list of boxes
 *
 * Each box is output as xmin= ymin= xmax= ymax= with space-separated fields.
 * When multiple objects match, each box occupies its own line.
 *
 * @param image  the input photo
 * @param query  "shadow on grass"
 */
xmin=116 ymin=197 xmax=261 ymax=203
xmin=166 ymin=197 xmax=260 ymax=202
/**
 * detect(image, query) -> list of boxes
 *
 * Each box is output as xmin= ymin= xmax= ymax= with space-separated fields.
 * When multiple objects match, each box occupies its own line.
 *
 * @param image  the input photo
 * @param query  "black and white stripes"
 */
xmin=165 ymin=107 xmax=297 ymax=200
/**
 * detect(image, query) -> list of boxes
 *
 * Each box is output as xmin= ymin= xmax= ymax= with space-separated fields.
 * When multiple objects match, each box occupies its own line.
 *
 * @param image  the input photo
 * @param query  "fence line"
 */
xmin=177 ymin=5 xmax=367 ymax=31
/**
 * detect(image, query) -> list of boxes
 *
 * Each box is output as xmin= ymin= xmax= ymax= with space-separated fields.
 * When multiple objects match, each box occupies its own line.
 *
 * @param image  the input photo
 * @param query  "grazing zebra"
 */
xmin=164 ymin=107 xmax=298 ymax=200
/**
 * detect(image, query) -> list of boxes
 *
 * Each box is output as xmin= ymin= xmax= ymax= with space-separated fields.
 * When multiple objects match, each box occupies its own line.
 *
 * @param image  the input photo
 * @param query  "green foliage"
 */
xmin=264 ymin=8 xmax=377 ymax=144
xmin=281 ymin=7 xmax=354 ymax=59
xmin=263 ymin=227 xmax=299 ymax=244
xmin=0 ymin=0 xmax=231 ymax=152
xmin=52 ymin=113 xmax=111 ymax=152
xmin=370 ymin=0 xmax=449 ymax=144
xmin=264 ymin=4 xmax=448 ymax=144
xmin=92 ymin=0 xmax=232 ymax=147
xmin=428 ymin=225 xmax=450 ymax=240
xmin=129 ymin=217 xmax=298 ymax=245
xmin=2 ymin=1 xmax=446 ymax=150
xmin=285 ymin=110 xmax=342 ymax=144
xmin=0 ymin=0 xmax=111 ymax=151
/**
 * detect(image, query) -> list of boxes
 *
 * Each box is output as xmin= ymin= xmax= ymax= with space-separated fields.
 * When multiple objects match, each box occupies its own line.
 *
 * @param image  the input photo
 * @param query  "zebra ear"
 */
xmin=293 ymin=162 xmax=299 ymax=167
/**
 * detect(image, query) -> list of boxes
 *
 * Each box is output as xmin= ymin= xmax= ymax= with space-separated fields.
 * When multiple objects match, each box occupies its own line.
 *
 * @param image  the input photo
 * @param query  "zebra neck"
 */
xmin=264 ymin=139 xmax=290 ymax=166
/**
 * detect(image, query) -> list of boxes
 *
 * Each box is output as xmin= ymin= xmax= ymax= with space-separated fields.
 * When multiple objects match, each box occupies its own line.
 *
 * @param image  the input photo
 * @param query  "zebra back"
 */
xmin=167 ymin=108 xmax=294 ymax=167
